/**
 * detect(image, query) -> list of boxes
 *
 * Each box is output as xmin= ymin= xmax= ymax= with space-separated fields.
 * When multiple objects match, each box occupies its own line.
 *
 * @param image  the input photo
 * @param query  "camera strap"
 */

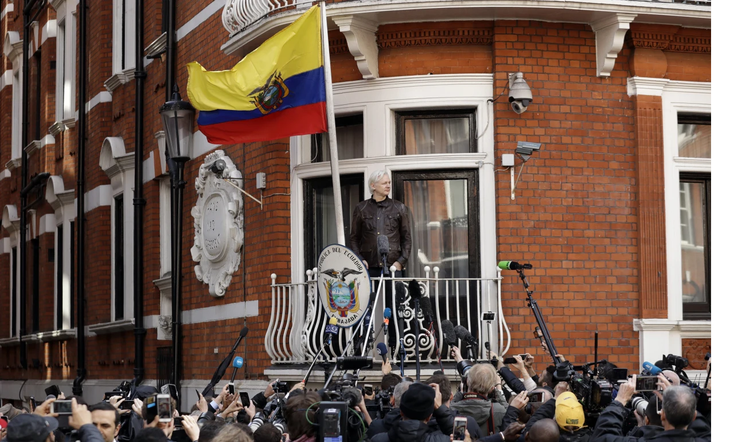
xmin=462 ymin=393 xmax=496 ymax=435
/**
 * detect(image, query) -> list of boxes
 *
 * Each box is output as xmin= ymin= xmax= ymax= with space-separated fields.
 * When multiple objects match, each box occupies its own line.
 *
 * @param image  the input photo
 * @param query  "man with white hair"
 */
xmin=350 ymin=170 xmax=411 ymax=277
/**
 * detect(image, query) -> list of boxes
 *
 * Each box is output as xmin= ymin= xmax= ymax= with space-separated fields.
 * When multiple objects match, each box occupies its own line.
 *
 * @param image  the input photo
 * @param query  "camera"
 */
xmin=663 ymin=354 xmax=689 ymax=371
xmin=631 ymin=397 xmax=648 ymax=418
xmin=508 ymin=72 xmax=532 ymax=114
xmin=51 ymin=400 xmax=73 ymax=415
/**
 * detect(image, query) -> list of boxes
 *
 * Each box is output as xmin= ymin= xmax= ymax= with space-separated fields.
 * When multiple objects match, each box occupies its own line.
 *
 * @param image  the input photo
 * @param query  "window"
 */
xmin=311 ymin=114 xmax=364 ymax=162
xmin=396 ymin=109 xmax=476 ymax=155
xmin=114 ymin=195 xmax=124 ymax=321
xmin=113 ymin=0 xmax=135 ymax=73
xmin=56 ymin=224 xmax=63 ymax=328
xmin=680 ymin=173 xmax=710 ymax=319
xmin=32 ymin=238 xmax=39 ymax=333
xmin=303 ymin=174 xmax=364 ymax=271
xmin=30 ymin=51 xmax=41 ymax=141
xmin=53 ymin=6 xmax=76 ymax=125
xmin=11 ymin=68 xmax=22 ymax=160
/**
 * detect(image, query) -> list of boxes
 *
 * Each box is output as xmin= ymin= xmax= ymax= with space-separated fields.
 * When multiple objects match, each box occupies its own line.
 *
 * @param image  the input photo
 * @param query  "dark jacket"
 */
xmin=451 ymin=395 xmax=507 ymax=436
xmin=591 ymin=400 xmax=710 ymax=442
xmin=350 ymin=197 xmax=411 ymax=269
xmin=367 ymin=408 xmax=403 ymax=439
xmin=499 ymin=367 xmax=527 ymax=395
xmin=500 ymin=405 xmax=522 ymax=432
xmin=77 ymin=424 xmax=106 ymax=442
xmin=437 ymin=408 xmax=483 ymax=440
xmin=371 ymin=419 xmax=451 ymax=442
xmin=523 ymin=397 xmax=592 ymax=442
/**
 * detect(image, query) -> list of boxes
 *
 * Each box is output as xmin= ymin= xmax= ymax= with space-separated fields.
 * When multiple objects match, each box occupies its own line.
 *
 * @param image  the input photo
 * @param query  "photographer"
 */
xmin=367 ymin=381 xmax=412 ymax=438
xmin=282 ymin=392 xmax=320 ymax=442
xmin=371 ymin=383 xmax=450 ymax=442
xmin=451 ymin=364 xmax=508 ymax=435
xmin=591 ymin=375 xmax=711 ymax=442
xmin=426 ymin=374 xmax=482 ymax=439
xmin=519 ymin=383 xmax=591 ymax=442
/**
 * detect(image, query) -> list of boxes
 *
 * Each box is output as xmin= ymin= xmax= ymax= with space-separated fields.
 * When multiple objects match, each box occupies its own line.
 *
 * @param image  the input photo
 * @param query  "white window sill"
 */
xmin=87 ymin=319 xmax=135 ymax=335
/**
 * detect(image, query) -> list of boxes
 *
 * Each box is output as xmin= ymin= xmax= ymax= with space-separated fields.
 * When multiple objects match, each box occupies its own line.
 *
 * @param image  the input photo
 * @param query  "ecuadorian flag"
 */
xmin=187 ymin=6 xmax=326 ymax=144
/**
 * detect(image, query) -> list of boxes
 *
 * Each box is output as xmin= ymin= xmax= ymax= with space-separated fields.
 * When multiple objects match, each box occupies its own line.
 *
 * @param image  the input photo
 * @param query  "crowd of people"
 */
xmin=0 ymin=349 xmax=711 ymax=442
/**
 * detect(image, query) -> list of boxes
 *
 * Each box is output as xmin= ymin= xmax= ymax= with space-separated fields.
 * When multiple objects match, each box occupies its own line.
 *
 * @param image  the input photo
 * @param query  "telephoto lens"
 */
xmin=631 ymin=397 xmax=648 ymax=417
xmin=248 ymin=411 xmax=267 ymax=432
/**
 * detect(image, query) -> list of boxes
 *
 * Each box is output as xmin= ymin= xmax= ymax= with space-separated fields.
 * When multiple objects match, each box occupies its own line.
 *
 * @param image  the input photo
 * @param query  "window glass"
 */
xmin=680 ymin=174 xmax=710 ymax=319
xmin=678 ymin=115 xmax=711 ymax=158
xmin=311 ymin=114 xmax=363 ymax=162
xmin=397 ymin=110 xmax=475 ymax=155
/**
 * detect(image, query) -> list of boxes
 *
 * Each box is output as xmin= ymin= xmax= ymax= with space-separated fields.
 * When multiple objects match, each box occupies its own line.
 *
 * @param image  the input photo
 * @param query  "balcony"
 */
xmin=221 ymin=0 xmax=711 ymax=59
xmin=266 ymin=267 xmax=506 ymax=373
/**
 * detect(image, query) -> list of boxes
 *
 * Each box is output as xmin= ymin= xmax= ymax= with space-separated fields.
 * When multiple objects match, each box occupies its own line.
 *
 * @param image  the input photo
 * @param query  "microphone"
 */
xmin=395 ymin=282 xmax=407 ymax=305
xmin=454 ymin=325 xmax=479 ymax=361
xmin=441 ymin=320 xmax=457 ymax=347
xmin=324 ymin=317 xmax=339 ymax=346
xmin=230 ymin=356 xmax=244 ymax=383
xmin=239 ymin=327 xmax=249 ymax=338
xmin=383 ymin=308 xmax=392 ymax=339
xmin=642 ymin=361 xmax=663 ymax=376
xmin=377 ymin=235 xmax=390 ymax=275
xmin=498 ymin=260 xmax=533 ymax=271
xmin=376 ymin=342 xmax=388 ymax=357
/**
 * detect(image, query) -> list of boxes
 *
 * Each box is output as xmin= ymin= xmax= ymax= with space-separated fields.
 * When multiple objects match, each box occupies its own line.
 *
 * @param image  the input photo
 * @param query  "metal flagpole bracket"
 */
xmin=223 ymin=178 xmax=263 ymax=209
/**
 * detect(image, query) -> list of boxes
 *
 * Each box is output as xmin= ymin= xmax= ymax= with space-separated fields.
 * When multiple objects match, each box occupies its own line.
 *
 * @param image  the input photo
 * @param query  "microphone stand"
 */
xmin=516 ymin=268 xmax=561 ymax=367
xmin=302 ymin=346 xmax=326 ymax=385
xmin=413 ymin=296 xmax=421 ymax=381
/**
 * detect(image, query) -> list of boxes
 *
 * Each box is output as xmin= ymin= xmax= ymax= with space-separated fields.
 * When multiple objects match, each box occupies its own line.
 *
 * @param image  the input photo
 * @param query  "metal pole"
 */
xmin=171 ymin=160 xmax=186 ymax=397
xmin=319 ymin=1 xmax=345 ymax=245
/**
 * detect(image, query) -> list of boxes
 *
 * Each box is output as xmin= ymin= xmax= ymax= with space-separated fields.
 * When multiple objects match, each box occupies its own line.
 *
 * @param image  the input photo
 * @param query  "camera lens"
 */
xmin=631 ymin=397 xmax=648 ymax=417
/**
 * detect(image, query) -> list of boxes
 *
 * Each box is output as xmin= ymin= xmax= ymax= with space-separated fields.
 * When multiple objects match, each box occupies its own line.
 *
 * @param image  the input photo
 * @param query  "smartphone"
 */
xmin=227 ymin=383 xmax=236 ymax=395
xmin=144 ymin=396 xmax=158 ymax=424
xmin=51 ymin=400 xmax=74 ymax=415
xmin=119 ymin=400 xmax=135 ymax=410
xmin=240 ymin=392 xmax=250 ymax=408
xmin=529 ymin=391 xmax=545 ymax=403
xmin=174 ymin=416 xmax=184 ymax=428
xmin=453 ymin=416 xmax=468 ymax=441
xmin=157 ymin=394 xmax=172 ymax=423
xmin=636 ymin=376 xmax=659 ymax=392
xmin=363 ymin=384 xmax=373 ymax=396
xmin=45 ymin=385 xmax=62 ymax=398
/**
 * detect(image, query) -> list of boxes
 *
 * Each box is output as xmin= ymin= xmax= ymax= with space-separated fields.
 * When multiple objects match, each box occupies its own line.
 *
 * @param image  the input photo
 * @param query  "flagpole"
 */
xmin=319 ymin=0 xmax=346 ymax=246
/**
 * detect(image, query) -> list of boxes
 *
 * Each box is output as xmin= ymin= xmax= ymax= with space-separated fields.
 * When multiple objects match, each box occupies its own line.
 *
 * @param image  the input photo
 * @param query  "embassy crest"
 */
xmin=249 ymin=72 xmax=289 ymax=115
xmin=317 ymin=245 xmax=370 ymax=328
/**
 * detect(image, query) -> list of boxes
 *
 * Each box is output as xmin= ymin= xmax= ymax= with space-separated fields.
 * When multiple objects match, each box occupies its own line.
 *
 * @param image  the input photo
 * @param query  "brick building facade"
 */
xmin=0 ymin=0 xmax=710 ymax=410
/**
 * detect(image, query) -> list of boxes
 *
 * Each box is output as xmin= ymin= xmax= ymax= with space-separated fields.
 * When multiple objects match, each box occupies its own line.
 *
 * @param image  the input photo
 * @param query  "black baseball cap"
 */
xmin=7 ymin=414 xmax=59 ymax=442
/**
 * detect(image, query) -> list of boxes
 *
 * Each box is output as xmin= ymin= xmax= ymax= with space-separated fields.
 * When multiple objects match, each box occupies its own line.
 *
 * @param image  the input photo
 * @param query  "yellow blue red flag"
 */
xmin=187 ymin=5 xmax=326 ymax=144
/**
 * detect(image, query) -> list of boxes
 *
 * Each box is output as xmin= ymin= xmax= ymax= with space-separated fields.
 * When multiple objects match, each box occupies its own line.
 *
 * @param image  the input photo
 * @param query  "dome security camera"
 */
xmin=508 ymin=72 xmax=532 ymax=114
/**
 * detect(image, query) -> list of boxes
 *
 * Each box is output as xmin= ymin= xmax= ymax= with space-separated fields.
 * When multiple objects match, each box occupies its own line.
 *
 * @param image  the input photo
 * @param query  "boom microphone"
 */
xmin=441 ymin=320 xmax=457 ymax=347
xmin=230 ymin=356 xmax=244 ymax=383
xmin=324 ymin=317 xmax=339 ymax=346
xmin=642 ymin=361 xmax=663 ymax=376
xmin=239 ymin=327 xmax=249 ymax=338
xmin=454 ymin=325 xmax=478 ymax=347
xmin=498 ymin=260 xmax=533 ymax=271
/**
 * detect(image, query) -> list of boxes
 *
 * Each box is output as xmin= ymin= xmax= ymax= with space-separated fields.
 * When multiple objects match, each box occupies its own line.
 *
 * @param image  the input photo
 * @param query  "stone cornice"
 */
xmin=24 ymin=140 xmax=42 ymax=155
xmin=87 ymin=319 xmax=135 ymax=335
xmin=629 ymin=25 xmax=710 ymax=53
xmin=104 ymin=68 xmax=135 ymax=93
xmin=377 ymin=24 xmax=493 ymax=49
xmin=49 ymin=121 xmax=66 ymax=136
xmin=5 ymin=158 xmax=21 ymax=171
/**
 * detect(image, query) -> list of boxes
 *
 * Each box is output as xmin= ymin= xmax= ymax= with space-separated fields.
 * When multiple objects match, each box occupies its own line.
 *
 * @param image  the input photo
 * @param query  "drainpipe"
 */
xmin=132 ymin=0 xmax=147 ymax=387
xmin=20 ymin=0 xmax=44 ymax=370
xmin=72 ymin=0 xmax=88 ymax=397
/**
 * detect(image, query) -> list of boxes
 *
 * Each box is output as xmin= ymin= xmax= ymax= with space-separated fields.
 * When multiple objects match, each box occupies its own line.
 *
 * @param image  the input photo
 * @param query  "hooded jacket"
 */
xmin=370 ymin=419 xmax=451 ymax=442
xmin=450 ymin=394 xmax=507 ymax=436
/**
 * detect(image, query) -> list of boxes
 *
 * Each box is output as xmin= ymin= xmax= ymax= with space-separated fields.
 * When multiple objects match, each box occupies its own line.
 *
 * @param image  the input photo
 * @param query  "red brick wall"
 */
xmin=492 ymin=21 xmax=640 ymax=367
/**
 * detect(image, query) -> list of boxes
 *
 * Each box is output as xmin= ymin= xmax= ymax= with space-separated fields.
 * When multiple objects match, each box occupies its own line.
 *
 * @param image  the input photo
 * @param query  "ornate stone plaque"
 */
xmin=191 ymin=150 xmax=244 ymax=297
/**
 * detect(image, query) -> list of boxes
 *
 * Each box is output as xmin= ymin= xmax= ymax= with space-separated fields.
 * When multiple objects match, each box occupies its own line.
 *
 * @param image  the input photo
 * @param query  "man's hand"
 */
xmin=363 ymin=260 xmax=369 ymax=270
xmin=430 ymin=383 xmax=442 ymax=409
xmin=264 ymin=380 xmax=277 ymax=398
xmin=355 ymin=396 xmax=373 ymax=425
xmin=511 ymin=355 xmax=527 ymax=372
xmin=615 ymin=375 xmax=636 ymax=406
xmin=450 ymin=429 xmax=473 ymax=442
xmin=382 ymin=358 xmax=393 ymax=375
xmin=220 ymin=394 xmax=243 ymax=418
xmin=509 ymin=391 xmax=528 ymax=410
xmin=523 ymin=354 xmax=534 ymax=369
xmin=503 ymin=422 xmax=526 ymax=441
xmin=181 ymin=415 xmax=200 ymax=442
xmin=196 ymin=391 xmax=208 ymax=413
xmin=244 ymin=401 xmax=256 ymax=420
xmin=556 ymin=354 xmax=566 ymax=363
xmin=393 ymin=262 xmax=403 ymax=271
xmin=33 ymin=397 xmax=57 ymax=417
xmin=69 ymin=398 xmax=93 ymax=429
xmin=290 ymin=382 xmax=305 ymax=392
xmin=132 ymin=398 xmax=144 ymax=418
xmin=555 ymin=381 xmax=570 ymax=398
xmin=108 ymin=395 xmax=123 ymax=410
xmin=220 ymin=390 xmax=234 ymax=410
xmin=490 ymin=351 xmax=505 ymax=370
xmin=634 ymin=410 xmax=645 ymax=427
xmin=451 ymin=346 xmax=464 ymax=364
xmin=58 ymin=392 xmax=66 ymax=400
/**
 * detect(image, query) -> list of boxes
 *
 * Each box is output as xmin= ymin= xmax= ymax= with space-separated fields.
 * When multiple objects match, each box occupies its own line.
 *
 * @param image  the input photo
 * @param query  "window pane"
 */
xmin=678 ymin=123 xmax=711 ymax=158
xmin=313 ymin=115 xmax=363 ymax=162
xmin=402 ymin=178 xmax=470 ymax=278
xmin=403 ymin=117 xmax=470 ymax=155
xmin=680 ymin=181 xmax=707 ymax=304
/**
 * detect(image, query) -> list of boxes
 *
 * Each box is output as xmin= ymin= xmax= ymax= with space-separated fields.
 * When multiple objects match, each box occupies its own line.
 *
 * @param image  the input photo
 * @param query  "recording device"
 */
xmin=104 ymin=391 xmax=123 ymax=401
xmin=157 ymin=394 xmax=172 ymax=423
xmin=631 ymin=397 xmax=648 ymax=418
xmin=503 ymin=354 xmax=530 ymax=365
xmin=441 ymin=320 xmax=457 ymax=347
xmin=529 ymin=391 xmax=545 ymax=403
xmin=227 ymin=383 xmax=236 ymax=395
xmin=376 ymin=342 xmax=388 ymax=358
xmin=336 ymin=356 xmax=373 ymax=371
xmin=325 ymin=317 xmax=339 ymax=346
xmin=144 ymin=396 xmax=158 ymax=424
xmin=498 ymin=260 xmax=532 ymax=271
xmin=45 ymin=385 xmax=62 ymax=398
xmin=454 ymin=325 xmax=478 ymax=361
xmin=363 ymin=384 xmax=373 ymax=396
xmin=161 ymin=383 xmax=180 ymax=403
xmin=119 ymin=400 xmax=135 ymax=410
xmin=482 ymin=311 xmax=495 ymax=321
xmin=51 ymin=400 xmax=73 ymax=415
xmin=663 ymin=354 xmax=689 ymax=371
xmin=508 ymin=72 xmax=533 ymax=114
xmin=453 ymin=416 xmax=468 ymax=441
xmin=174 ymin=417 xmax=184 ymax=428
xmin=642 ymin=361 xmax=662 ymax=376
xmin=636 ymin=376 xmax=659 ymax=392
xmin=377 ymin=235 xmax=390 ymax=275
xmin=271 ymin=379 xmax=290 ymax=394
xmin=318 ymin=402 xmax=348 ymax=442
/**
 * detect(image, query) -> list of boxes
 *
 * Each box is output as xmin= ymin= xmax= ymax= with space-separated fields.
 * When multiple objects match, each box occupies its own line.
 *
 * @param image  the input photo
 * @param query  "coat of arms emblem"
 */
xmin=317 ymin=245 xmax=370 ymax=327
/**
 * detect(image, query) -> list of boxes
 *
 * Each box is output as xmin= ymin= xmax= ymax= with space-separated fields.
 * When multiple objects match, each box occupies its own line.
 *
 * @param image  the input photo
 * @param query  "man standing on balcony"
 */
xmin=350 ymin=170 xmax=412 ymax=278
